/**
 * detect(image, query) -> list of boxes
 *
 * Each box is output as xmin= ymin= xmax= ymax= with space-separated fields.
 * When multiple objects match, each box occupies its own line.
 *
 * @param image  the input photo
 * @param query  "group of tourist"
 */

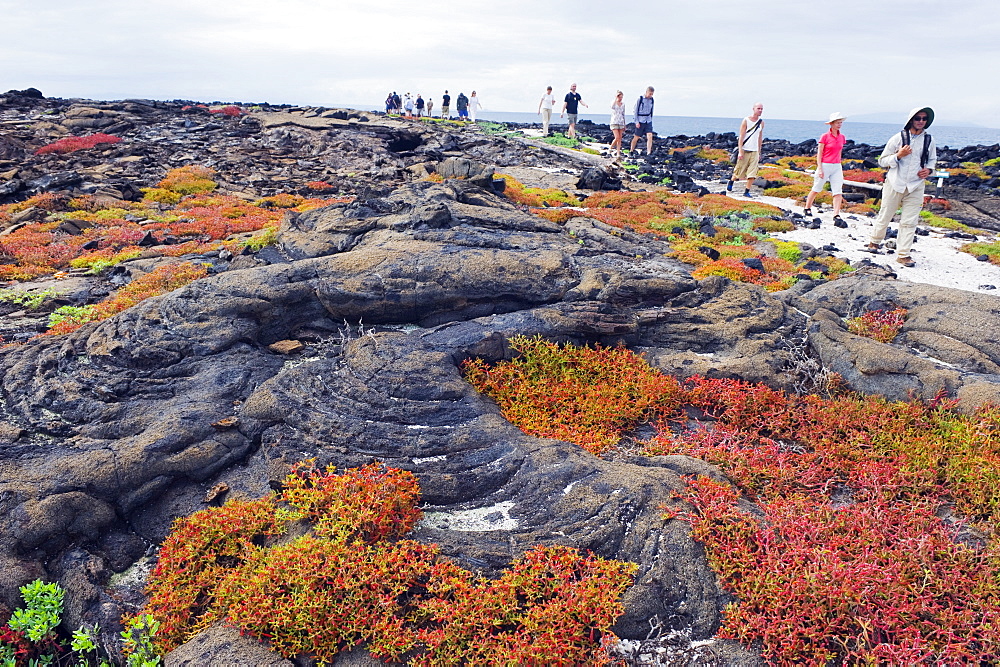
xmin=537 ymin=84 xmax=657 ymax=160
xmin=385 ymin=81 xmax=936 ymax=269
xmin=725 ymin=103 xmax=936 ymax=268
xmin=385 ymin=90 xmax=482 ymax=121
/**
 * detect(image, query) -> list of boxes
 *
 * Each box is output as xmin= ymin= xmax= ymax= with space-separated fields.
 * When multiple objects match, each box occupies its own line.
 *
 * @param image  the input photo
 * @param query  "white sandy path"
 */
xmin=704 ymin=181 xmax=1000 ymax=295
xmin=510 ymin=130 xmax=1000 ymax=295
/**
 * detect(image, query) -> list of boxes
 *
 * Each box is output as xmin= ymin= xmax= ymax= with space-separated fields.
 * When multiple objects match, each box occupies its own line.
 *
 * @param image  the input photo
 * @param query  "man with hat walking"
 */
xmin=864 ymin=107 xmax=937 ymax=268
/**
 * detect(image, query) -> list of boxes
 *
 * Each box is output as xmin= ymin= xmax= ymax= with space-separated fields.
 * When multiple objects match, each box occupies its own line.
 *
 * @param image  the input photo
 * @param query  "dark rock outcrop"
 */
xmin=3 ymin=96 xmax=1000 ymax=664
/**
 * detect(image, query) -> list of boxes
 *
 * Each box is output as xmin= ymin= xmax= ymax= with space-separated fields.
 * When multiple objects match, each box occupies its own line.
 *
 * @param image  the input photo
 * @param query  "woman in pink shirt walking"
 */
xmin=803 ymin=112 xmax=848 ymax=223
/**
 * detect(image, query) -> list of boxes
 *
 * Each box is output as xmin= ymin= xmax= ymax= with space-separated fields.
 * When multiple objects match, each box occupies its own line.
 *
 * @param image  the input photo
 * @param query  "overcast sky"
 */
xmin=3 ymin=0 xmax=998 ymax=127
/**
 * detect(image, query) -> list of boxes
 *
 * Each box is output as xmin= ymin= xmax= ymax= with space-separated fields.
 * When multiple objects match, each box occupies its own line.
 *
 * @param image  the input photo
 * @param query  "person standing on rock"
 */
xmin=403 ymin=93 xmax=414 ymax=119
xmin=629 ymin=86 xmax=656 ymax=156
xmin=538 ymin=86 xmax=556 ymax=137
xmin=427 ymin=98 xmax=434 ymax=118
xmin=456 ymin=92 xmax=469 ymax=120
xmin=803 ymin=112 xmax=848 ymax=218
xmin=610 ymin=90 xmax=626 ymax=159
xmin=385 ymin=92 xmax=396 ymax=115
xmin=726 ymin=102 xmax=765 ymax=196
xmin=441 ymin=90 xmax=451 ymax=119
xmin=561 ymin=83 xmax=588 ymax=139
xmin=864 ymin=107 xmax=937 ymax=268
xmin=415 ymin=94 xmax=425 ymax=118
xmin=469 ymin=91 xmax=483 ymax=123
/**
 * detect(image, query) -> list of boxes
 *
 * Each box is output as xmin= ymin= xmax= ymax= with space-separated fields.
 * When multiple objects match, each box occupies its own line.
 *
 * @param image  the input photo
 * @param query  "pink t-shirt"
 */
xmin=819 ymin=130 xmax=846 ymax=164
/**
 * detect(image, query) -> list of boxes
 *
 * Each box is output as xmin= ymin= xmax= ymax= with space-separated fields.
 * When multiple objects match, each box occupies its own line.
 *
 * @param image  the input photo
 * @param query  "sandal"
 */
xmin=803 ymin=207 xmax=813 ymax=216
xmin=896 ymin=256 xmax=916 ymax=267
xmin=832 ymin=215 xmax=845 ymax=223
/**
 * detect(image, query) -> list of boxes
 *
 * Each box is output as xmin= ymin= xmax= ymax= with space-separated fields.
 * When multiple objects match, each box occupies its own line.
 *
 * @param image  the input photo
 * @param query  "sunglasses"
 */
xmin=913 ymin=115 xmax=928 ymax=120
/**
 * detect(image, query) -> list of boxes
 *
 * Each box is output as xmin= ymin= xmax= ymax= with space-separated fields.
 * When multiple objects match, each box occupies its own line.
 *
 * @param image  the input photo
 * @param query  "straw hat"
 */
xmin=826 ymin=111 xmax=847 ymax=124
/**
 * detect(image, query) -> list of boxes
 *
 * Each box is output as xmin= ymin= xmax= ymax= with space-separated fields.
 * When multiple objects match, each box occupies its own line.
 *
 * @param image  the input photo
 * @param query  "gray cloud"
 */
xmin=2 ymin=0 xmax=997 ymax=126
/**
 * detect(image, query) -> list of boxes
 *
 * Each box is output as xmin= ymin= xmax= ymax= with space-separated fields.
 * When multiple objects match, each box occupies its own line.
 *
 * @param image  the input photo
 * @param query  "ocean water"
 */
xmin=469 ymin=111 xmax=1000 ymax=150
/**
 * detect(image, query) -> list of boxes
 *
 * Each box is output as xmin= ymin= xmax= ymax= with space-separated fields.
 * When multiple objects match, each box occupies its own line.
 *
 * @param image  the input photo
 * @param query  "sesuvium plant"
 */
xmin=0 ymin=289 xmax=61 ymax=311
xmin=0 ymin=580 xmax=158 ymax=666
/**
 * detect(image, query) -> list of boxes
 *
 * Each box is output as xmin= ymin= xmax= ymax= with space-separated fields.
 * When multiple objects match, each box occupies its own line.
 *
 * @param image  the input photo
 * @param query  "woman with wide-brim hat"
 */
xmin=803 ymin=111 xmax=848 ymax=224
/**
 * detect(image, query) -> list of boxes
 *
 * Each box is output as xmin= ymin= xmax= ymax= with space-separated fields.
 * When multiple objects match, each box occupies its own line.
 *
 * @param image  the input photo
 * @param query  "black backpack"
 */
xmin=901 ymin=130 xmax=933 ymax=168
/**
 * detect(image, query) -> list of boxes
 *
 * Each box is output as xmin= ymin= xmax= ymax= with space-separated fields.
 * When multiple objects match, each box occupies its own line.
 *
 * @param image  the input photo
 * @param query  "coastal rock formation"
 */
xmin=2 ymin=93 xmax=1000 ymax=663
xmin=783 ymin=268 xmax=1000 ymax=406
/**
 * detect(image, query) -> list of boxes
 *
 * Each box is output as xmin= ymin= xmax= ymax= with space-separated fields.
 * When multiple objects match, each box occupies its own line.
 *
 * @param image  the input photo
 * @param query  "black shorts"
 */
xmin=633 ymin=121 xmax=653 ymax=137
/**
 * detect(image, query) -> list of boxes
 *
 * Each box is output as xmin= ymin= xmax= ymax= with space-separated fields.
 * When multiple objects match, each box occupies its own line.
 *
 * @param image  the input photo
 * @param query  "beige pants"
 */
xmin=732 ymin=150 xmax=760 ymax=180
xmin=870 ymin=183 xmax=924 ymax=256
xmin=541 ymin=108 xmax=552 ymax=135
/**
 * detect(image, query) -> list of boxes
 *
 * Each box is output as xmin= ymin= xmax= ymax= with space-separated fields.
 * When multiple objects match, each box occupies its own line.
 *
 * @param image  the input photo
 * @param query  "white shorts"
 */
xmin=811 ymin=162 xmax=844 ymax=196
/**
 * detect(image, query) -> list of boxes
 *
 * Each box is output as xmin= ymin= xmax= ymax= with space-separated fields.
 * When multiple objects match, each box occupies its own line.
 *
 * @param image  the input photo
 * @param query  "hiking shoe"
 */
xmin=743 ymin=190 xmax=754 ymax=198
xmin=726 ymin=179 xmax=734 ymax=192
xmin=860 ymin=242 xmax=881 ymax=254
xmin=896 ymin=256 xmax=916 ymax=267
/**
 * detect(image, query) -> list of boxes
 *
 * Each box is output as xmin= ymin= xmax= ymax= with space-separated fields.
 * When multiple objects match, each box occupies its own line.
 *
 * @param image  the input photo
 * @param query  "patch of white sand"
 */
xmin=708 ymin=183 xmax=1000 ymax=294
xmin=420 ymin=501 xmax=518 ymax=532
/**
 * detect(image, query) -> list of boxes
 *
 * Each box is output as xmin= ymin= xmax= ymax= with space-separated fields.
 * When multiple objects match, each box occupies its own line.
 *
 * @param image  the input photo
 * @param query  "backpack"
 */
xmin=901 ymin=130 xmax=933 ymax=168
xmin=635 ymin=96 xmax=654 ymax=119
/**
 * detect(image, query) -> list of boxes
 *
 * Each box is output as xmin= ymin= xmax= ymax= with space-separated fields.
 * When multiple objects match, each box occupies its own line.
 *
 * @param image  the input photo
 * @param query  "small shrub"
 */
xmin=530 ymin=207 xmax=579 ymax=224
xmin=774 ymin=240 xmax=802 ymax=263
xmin=543 ymin=133 xmax=578 ymax=148
xmin=754 ymin=218 xmax=794 ymax=233
xmin=695 ymin=147 xmax=731 ymax=163
xmin=497 ymin=175 xmax=577 ymax=207
xmin=961 ymin=239 xmax=1000 ymax=264
xmin=141 ymin=187 xmax=183 ymax=205
xmin=843 ymin=169 xmax=885 ymax=183
xmin=919 ymin=209 xmax=969 ymax=231
xmin=157 ymin=166 xmax=217 ymax=195
xmin=845 ymin=308 xmax=907 ymax=343
xmin=36 ymin=133 xmax=120 ymax=155
xmin=142 ymin=463 xmax=635 ymax=664
xmin=467 ymin=345 xmax=1000 ymax=663
xmin=463 ymin=335 xmax=684 ymax=455
xmin=47 ymin=262 xmax=208 ymax=335
xmin=0 ymin=288 xmax=61 ymax=310
xmin=209 ymin=105 xmax=242 ymax=117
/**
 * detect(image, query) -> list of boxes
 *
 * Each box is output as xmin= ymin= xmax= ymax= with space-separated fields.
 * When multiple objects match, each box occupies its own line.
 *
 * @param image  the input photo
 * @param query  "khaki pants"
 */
xmin=871 ymin=184 xmax=924 ymax=256
xmin=732 ymin=150 xmax=760 ymax=180
xmin=541 ymin=108 xmax=552 ymax=135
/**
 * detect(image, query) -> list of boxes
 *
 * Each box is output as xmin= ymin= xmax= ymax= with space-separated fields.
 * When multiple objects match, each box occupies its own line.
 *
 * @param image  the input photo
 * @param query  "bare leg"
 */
xmin=805 ymin=190 xmax=818 ymax=210
xmin=832 ymin=194 xmax=843 ymax=216
xmin=646 ymin=133 xmax=653 ymax=155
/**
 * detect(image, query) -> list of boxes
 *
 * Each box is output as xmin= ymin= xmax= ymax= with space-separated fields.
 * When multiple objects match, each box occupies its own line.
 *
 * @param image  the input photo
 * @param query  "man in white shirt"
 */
xmin=864 ymin=107 xmax=937 ymax=268
xmin=726 ymin=103 xmax=765 ymax=196
xmin=537 ymin=86 xmax=556 ymax=136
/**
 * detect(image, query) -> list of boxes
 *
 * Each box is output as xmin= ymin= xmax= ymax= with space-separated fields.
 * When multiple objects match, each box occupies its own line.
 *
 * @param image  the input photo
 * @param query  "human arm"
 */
xmin=757 ymin=120 xmax=764 ymax=152
xmin=815 ymin=141 xmax=825 ymax=179
xmin=737 ymin=119 xmax=748 ymax=156
xmin=877 ymin=133 xmax=904 ymax=170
